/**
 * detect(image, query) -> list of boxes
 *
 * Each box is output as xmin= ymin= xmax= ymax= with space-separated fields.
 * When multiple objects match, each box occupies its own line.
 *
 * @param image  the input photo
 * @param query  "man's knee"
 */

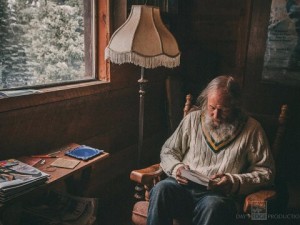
xmin=193 ymin=195 xmax=237 ymax=225
xmin=196 ymin=195 xmax=236 ymax=214
xmin=150 ymin=178 xmax=179 ymax=197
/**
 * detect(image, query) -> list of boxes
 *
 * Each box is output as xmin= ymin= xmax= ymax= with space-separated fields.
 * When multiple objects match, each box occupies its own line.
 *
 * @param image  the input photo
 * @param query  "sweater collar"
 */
xmin=200 ymin=112 xmax=248 ymax=153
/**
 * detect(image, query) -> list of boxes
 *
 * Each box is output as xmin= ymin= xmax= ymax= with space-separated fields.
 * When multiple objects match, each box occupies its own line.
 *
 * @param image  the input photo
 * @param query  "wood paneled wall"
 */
xmin=174 ymin=0 xmax=300 ymax=182
xmin=244 ymin=0 xmax=300 ymax=181
xmin=0 ymin=64 xmax=168 ymax=163
xmin=176 ymin=0 xmax=252 ymax=97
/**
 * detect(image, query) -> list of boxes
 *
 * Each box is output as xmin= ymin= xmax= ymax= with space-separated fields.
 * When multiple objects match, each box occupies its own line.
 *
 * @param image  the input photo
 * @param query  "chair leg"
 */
xmin=134 ymin=183 xmax=145 ymax=200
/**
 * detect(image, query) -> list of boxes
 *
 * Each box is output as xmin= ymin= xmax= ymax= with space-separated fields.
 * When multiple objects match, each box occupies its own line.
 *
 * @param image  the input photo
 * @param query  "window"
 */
xmin=0 ymin=0 xmax=97 ymax=90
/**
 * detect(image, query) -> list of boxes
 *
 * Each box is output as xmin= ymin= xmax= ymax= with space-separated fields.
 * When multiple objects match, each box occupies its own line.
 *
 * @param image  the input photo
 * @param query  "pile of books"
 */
xmin=0 ymin=159 xmax=49 ymax=203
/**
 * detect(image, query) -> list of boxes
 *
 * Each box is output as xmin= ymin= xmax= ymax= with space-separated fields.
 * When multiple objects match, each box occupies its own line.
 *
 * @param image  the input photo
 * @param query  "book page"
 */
xmin=180 ymin=169 xmax=210 ymax=187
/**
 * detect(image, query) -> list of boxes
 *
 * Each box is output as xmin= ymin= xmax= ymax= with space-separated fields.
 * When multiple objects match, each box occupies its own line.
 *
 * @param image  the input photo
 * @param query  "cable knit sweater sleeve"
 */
xmin=160 ymin=114 xmax=192 ymax=176
xmin=227 ymin=122 xmax=275 ymax=195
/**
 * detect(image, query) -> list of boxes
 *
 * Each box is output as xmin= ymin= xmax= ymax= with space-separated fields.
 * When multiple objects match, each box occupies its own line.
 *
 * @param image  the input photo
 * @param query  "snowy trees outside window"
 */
xmin=0 ymin=0 xmax=95 ymax=90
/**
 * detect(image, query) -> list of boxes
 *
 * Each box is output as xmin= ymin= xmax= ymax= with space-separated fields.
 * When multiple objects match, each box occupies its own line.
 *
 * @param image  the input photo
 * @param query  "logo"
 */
xmin=251 ymin=201 xmax=267 ymax=220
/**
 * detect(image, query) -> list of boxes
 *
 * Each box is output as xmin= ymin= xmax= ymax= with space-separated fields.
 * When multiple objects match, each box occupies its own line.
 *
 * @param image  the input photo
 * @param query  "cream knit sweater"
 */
xmin=160 ymin=110 xmax=275 ymax=195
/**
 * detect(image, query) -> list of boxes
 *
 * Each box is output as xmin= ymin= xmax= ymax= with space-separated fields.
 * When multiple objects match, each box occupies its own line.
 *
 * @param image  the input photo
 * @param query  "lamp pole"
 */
xmin=137 ymin=67 xmax=148 ymax=168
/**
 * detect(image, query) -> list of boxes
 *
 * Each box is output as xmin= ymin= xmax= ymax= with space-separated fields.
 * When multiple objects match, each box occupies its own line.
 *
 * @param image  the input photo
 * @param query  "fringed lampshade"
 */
xmin=105 ymin=5 xmax=180 ymax=68
xmin=105 ymin=5 xmax=180 ymax=168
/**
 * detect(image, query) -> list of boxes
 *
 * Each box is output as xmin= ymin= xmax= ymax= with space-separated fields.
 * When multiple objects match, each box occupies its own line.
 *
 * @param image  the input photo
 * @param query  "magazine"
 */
xmin=0 ymin=159 xmax=49 ymax=202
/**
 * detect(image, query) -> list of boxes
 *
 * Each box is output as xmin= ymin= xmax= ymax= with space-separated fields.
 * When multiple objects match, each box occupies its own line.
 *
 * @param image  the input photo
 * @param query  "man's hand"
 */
xmin=209 ymin=174 xmax=233 ymax=195
xmin=175 ymin=165 xmax=190 ymax=185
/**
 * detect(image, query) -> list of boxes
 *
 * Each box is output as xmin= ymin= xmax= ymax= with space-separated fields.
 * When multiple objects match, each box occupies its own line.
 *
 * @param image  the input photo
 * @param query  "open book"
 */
xmin=180 ymin=169 xmax=210 ymax=187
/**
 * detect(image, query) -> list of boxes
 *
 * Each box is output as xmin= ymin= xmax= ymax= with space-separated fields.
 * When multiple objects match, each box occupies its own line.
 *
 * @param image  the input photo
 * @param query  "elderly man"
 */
xmin=147 ymin=75 xmax=275 ymax=225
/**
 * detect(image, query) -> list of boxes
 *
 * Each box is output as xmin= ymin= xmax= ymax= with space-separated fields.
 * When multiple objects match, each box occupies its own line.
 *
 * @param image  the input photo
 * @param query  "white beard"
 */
xmin=204 ymin=112 xmax=238 ymax=142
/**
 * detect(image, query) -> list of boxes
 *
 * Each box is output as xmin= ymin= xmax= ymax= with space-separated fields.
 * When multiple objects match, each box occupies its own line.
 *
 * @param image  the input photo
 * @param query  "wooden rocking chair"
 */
xmin=130 ymin=94 xmax=289 ymax=225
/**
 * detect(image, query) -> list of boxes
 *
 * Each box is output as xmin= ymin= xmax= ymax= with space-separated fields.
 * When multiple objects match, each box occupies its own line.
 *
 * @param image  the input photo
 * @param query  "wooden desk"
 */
xmin=22 ymin=143 xmax=109 ymax=186
xmin=0 ymin=143 xmax=109 ymax=224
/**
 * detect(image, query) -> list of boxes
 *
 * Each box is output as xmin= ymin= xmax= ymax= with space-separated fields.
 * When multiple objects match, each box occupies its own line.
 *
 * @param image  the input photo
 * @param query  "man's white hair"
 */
xmin=197 ymin=75 xmax=242 ymax=112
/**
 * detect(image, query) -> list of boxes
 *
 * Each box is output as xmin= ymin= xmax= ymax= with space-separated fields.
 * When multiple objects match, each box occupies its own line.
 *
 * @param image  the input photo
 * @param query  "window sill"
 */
xmin=0 ymin=80 xmax=110 ymax=113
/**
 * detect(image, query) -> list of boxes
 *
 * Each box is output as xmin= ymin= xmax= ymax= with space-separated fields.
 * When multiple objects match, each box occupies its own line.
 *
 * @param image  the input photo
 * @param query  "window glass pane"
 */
xmin=0 ymin=0 xmax=95 ymax=90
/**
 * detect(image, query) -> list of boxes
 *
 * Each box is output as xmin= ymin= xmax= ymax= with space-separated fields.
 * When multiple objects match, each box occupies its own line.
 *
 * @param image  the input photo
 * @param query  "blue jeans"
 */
xmin=147 ymin=177 xmax=237 ymax=225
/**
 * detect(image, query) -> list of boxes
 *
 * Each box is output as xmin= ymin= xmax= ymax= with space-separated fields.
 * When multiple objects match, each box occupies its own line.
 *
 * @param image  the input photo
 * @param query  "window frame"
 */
xmin=0 ymin=0 xmax=110 ymax=113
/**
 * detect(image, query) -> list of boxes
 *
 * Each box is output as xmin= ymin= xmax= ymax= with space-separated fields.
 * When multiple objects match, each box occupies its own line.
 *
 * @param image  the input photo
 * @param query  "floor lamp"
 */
xmin=105 ymin=5 xmax=180 ymax=168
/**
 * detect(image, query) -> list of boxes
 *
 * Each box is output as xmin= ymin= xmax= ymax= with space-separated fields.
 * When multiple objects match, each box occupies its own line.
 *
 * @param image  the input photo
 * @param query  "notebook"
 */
xmin=50 ymin=158 xmax=80 ymax=169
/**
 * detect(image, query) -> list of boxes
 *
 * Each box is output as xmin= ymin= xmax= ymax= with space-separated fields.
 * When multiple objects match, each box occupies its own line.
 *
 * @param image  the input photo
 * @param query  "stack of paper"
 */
xmin=0 ymin=159 xmax=49 ymax=203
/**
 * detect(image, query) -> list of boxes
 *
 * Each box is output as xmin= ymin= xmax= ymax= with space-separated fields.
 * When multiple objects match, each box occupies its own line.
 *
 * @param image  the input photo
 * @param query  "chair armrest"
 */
xmin=243 ymin=189 xmax=277 ymax=213
xmin=130 ymin=164 xmax=163 ymax=185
